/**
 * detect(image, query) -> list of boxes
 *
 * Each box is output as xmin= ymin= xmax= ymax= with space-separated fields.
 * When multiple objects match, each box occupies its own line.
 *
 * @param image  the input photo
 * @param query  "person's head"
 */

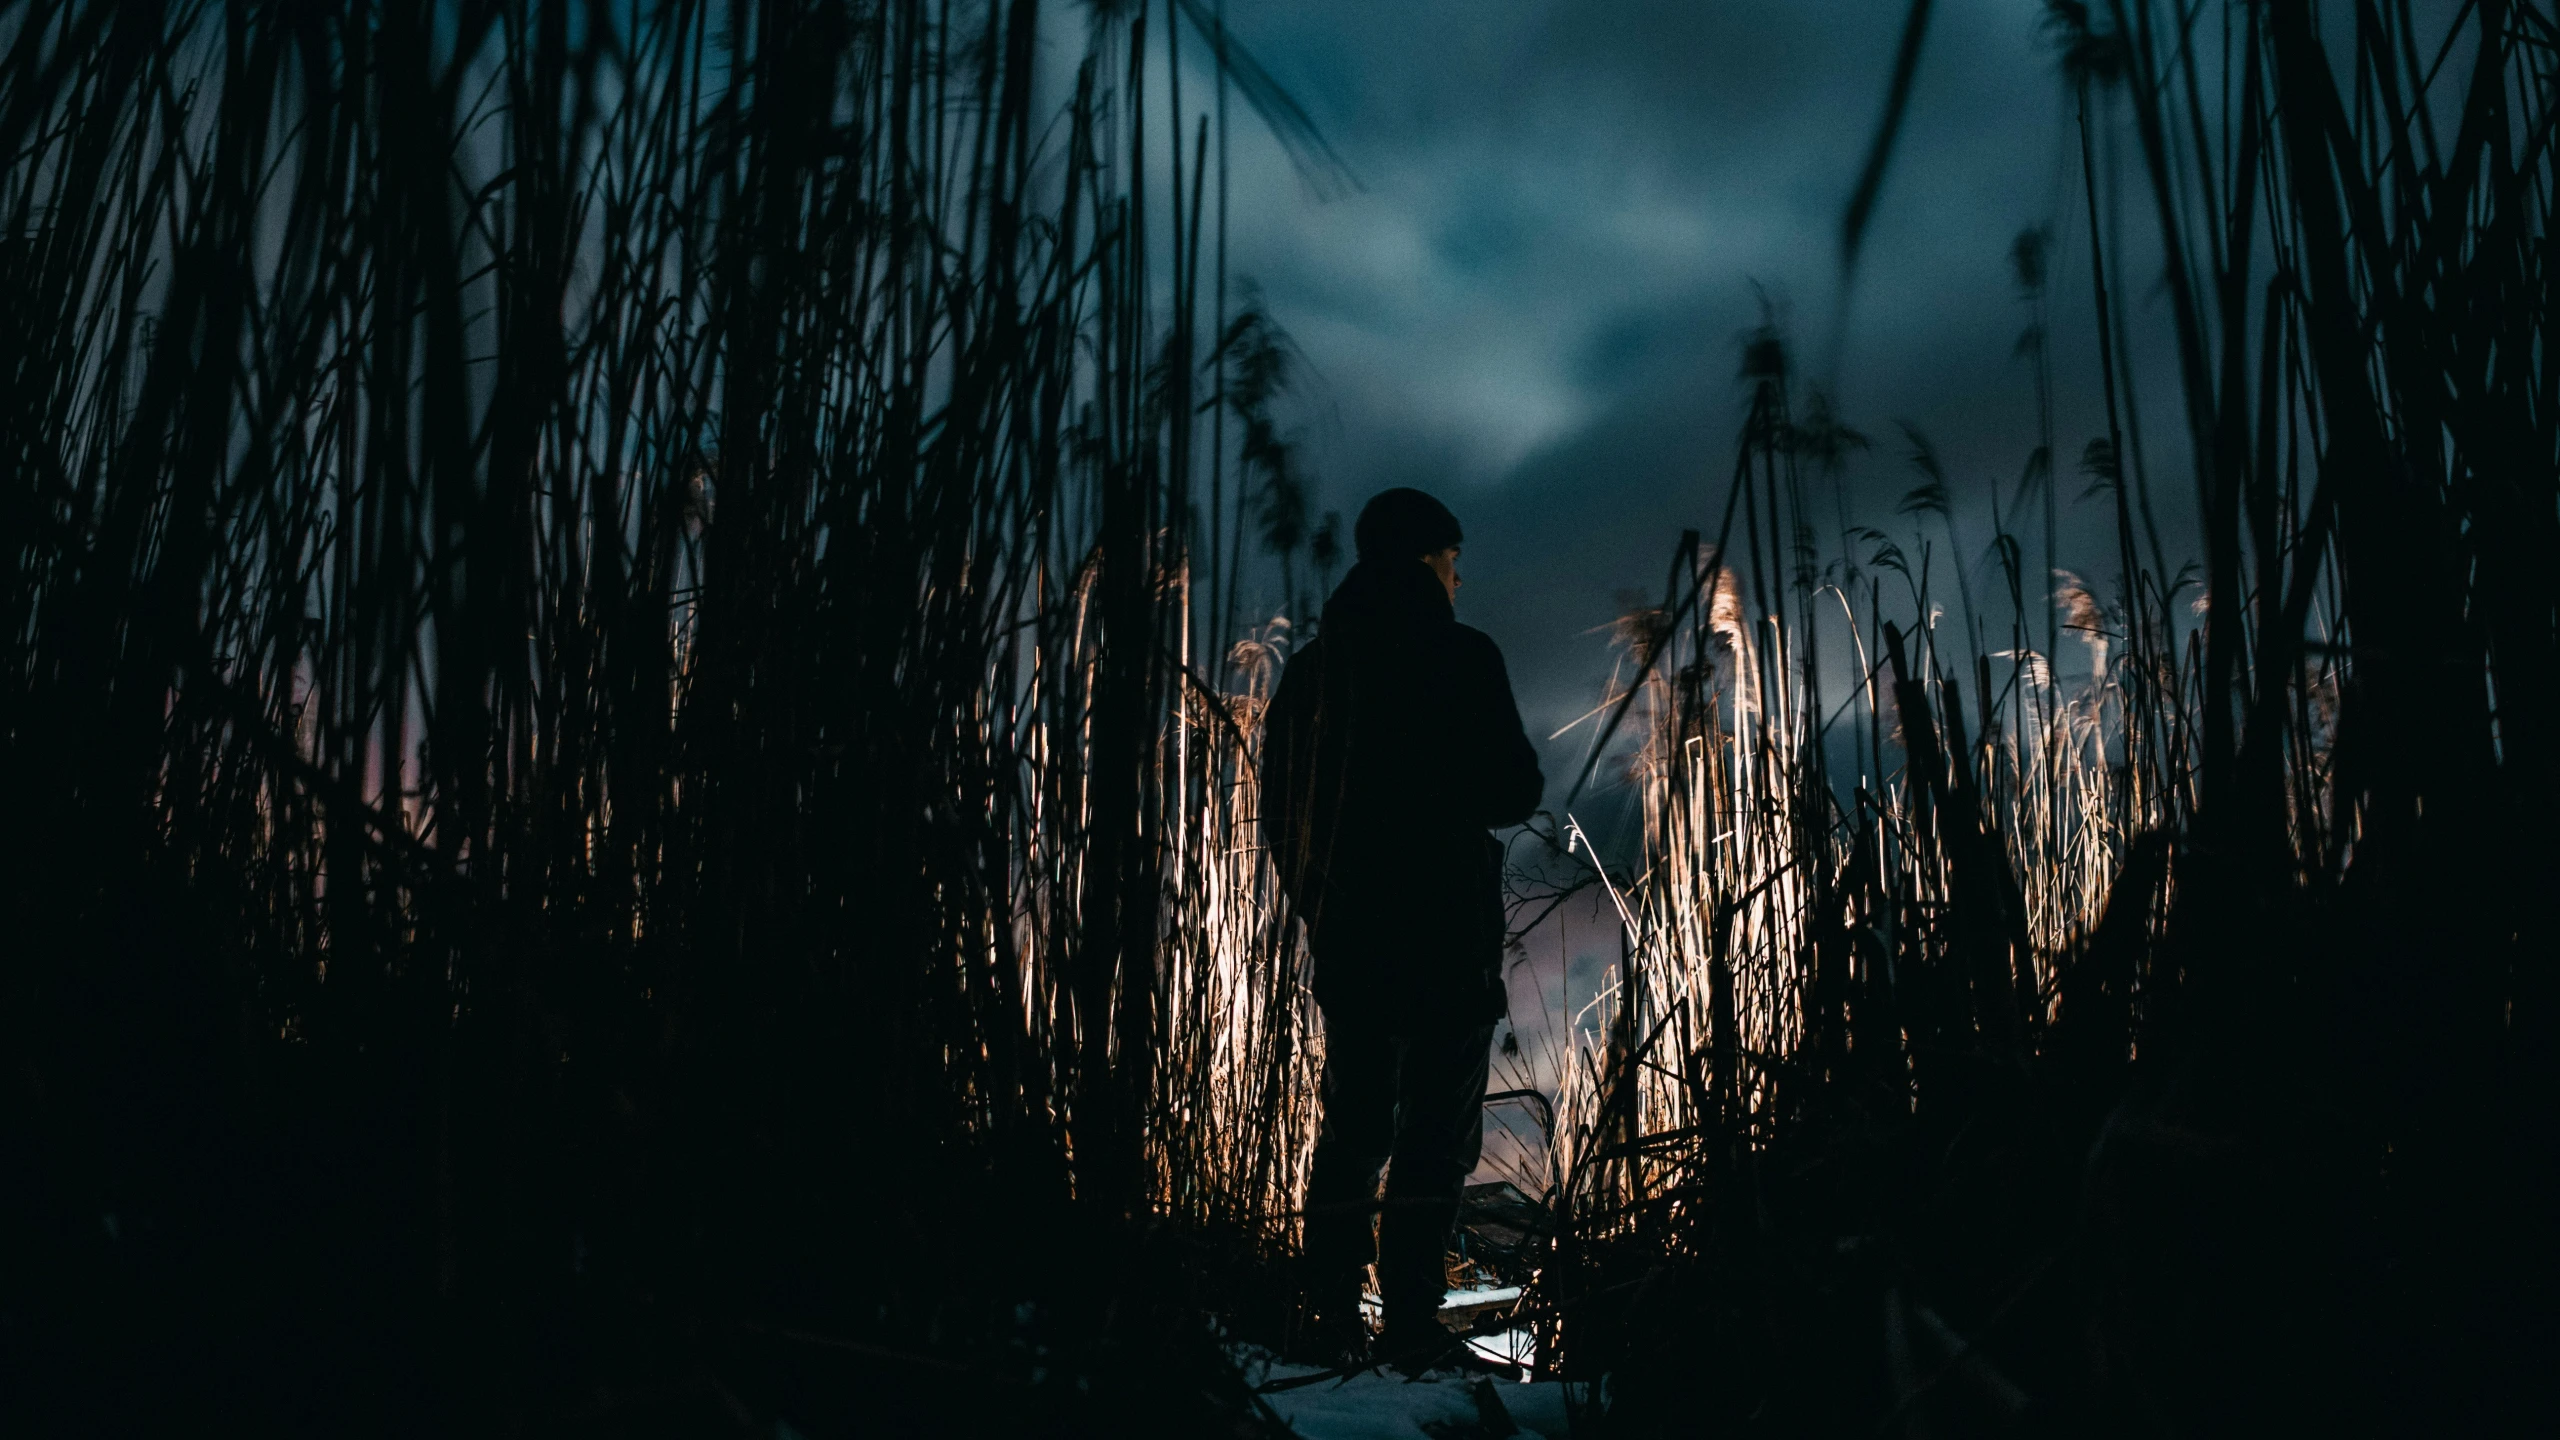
xmin=1354 ymin=487 xmax=1464 ymax=601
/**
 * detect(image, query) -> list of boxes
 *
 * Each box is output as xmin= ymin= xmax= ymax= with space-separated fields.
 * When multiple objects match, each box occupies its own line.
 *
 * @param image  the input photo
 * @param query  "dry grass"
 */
xmin=6 ymin=0 xmax=2554 ymax=1432
xmin=1512 ymin=3 xmax=2560 ymax=1432
xmin=0 ymin=0 xmax=1328 ymax=1428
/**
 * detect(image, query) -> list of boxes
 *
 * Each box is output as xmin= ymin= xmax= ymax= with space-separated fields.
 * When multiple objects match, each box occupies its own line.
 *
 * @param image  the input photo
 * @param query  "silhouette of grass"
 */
xmin=1519 ymin=3 xmax=2559 ymax=1433
xmin=9 ymin=1 xmax=2556 ymax=1434
xmin=1 ymin=1 xmax=1328 ymax=1430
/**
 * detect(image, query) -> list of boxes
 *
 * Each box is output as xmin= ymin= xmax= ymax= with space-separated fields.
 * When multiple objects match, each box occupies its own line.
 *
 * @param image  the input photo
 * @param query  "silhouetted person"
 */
xmin=1259 ymin=487 xmax=1544 ymax=1367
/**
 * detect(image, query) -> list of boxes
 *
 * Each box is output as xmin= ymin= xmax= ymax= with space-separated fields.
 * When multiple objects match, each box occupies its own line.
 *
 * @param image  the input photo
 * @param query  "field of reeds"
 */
xmin=0 ymin=0 xmax=1338 ymax=1430
xmin=1510 ymin=2 xmax=2560 ymax=1434
xmin=4 ymin=0 xmax=2554 ymax=1435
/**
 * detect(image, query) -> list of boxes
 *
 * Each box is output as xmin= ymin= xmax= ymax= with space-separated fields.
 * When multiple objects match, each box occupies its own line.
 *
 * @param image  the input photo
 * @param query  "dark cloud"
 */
xmin=1190 ymin=0 xmax=2212 ymax=819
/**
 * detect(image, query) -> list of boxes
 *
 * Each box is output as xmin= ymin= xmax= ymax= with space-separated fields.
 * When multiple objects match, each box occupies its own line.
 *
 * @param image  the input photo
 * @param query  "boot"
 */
xmin=1291 ymin=1268 xmax=1373 ymax=1368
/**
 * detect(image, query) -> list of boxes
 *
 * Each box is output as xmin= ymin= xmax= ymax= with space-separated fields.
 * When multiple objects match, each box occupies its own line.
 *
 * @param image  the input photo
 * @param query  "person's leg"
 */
xmin=1375 ymin=1021 xmax=1496 ymax=1341
xmin=1302 ymin=1009 xmax=1398 ymax=1317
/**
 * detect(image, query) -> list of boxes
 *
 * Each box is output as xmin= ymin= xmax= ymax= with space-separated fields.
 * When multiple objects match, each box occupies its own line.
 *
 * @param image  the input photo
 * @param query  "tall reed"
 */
xmin=0 ymin=0 xmax=1333 ymax=1423
xmin=1529 ymin=3 xmax=2558 ymax=1431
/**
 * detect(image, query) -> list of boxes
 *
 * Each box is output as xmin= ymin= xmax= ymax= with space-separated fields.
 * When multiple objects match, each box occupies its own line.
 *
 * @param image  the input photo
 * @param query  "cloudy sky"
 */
xmin=1102 ymin=0 xmax=2248 ymax=1169
xmin=1177 ymin=0 xmax=2202 ymax=831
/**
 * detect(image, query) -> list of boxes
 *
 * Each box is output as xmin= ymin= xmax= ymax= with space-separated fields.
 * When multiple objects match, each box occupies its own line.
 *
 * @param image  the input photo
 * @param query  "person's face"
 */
xmin=1423 ymin=546 xmax=1462 ymax=601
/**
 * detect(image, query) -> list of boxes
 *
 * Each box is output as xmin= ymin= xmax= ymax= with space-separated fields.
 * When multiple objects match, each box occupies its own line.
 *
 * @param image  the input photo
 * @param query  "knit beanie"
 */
xmin=1353 ymin=487 xmax=1464 ymax=562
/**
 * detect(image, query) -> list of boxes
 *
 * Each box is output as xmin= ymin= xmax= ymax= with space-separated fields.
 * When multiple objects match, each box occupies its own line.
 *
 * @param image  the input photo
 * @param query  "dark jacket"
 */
xmin=1258 ymin=559 xmax=1545 ymax=1023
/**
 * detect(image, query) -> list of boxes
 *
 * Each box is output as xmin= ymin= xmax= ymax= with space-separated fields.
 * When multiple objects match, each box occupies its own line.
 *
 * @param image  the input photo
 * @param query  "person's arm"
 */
xmin=1458 ymin=632 xmax=1544 ymax=829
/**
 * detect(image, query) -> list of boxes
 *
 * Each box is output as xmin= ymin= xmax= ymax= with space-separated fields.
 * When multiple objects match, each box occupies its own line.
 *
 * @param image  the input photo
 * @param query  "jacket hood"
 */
xmin=1320 ymin=557 xmax=1453 ymax=637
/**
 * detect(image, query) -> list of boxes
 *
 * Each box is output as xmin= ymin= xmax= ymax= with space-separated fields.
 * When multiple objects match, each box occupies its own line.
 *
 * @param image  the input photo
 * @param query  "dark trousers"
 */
xmin=1302 ymin=1009 xmax=1494 ymax=1329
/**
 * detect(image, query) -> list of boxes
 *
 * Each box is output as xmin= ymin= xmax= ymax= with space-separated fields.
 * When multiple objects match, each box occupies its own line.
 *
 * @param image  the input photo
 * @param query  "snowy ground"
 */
xmin=1243 ymin=1351 xmax=1575 ymax=1440
xmin=1237 ymin=1330 xmax=1578 ymax=1440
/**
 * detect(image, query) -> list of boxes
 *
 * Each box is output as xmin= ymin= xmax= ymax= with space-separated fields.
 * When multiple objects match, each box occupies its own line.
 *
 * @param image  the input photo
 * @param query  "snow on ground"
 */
xmin=1237 ymin=1343 xmax=1577 ymax=1440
